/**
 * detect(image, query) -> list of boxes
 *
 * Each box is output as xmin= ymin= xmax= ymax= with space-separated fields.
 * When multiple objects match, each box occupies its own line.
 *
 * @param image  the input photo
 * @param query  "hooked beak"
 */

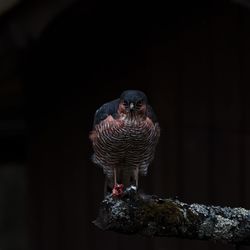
xmin=129 ymin=102 xmax=135 ymax=111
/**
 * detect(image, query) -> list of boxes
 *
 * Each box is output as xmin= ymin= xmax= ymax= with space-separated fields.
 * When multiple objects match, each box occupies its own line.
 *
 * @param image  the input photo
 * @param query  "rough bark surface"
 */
xmin=94 ymin=187 xmax=250 ymax=246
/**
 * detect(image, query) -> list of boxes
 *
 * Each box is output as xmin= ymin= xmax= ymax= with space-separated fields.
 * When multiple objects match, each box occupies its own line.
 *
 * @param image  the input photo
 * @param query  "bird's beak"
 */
xmin=129 ymin=102 xmax=135 ymax=111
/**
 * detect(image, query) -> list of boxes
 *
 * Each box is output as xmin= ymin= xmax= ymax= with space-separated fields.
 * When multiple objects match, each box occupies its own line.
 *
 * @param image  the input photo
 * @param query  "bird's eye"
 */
xmin=123 ymin=101 xmax=129 ymax=107
xmin=136 ymin=100 xmax=143 ymax=107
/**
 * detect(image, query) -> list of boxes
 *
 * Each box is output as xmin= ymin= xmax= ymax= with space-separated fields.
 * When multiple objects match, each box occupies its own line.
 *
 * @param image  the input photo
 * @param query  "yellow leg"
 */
xmin=114 ymin=168 xmax=117 ymax=186
xmin=134 ymin=167 xmax=139 ymax=188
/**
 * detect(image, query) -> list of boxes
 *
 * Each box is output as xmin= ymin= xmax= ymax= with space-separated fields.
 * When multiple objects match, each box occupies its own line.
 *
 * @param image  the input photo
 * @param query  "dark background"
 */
xmin=1 ymin=0 xmax=250 ymax=249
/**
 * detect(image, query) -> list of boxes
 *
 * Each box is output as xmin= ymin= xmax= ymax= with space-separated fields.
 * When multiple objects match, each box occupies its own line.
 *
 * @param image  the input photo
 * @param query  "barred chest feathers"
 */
xmin=92 ymin=113 xmax=160 ymax=179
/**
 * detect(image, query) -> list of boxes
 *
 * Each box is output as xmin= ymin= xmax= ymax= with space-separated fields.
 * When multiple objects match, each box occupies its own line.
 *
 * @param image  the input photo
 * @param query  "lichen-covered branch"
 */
xmin=94 ymin=187 xmax=250 ymax=246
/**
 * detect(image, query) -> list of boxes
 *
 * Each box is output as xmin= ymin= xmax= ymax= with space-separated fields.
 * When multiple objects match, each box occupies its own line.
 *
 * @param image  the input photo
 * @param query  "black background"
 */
xmin=1 ymin=0 xmax=250 ymax=249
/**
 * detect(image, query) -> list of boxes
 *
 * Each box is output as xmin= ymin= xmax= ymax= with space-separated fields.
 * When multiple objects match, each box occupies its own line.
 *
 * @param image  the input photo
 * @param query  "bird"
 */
xmin=89 ymin=90 xmax=160 ymax=196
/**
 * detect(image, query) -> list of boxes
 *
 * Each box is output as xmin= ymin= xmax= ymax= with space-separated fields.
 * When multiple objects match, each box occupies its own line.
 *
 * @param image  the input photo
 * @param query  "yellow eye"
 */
xmin=137 ymin=100 xmax=143 ymax=106
xmin=123 ymin=101 xmax=129 ymax=107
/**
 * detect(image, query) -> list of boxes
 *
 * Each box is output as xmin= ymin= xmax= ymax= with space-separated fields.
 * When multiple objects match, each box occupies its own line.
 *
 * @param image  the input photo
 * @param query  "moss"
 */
xmin=186 ymin=208 xmax=200 ymax=224
xmin=140 ymin=199 xmax=184 ymax=225
xmin=96 ymin=189 xmax=250 ymax=244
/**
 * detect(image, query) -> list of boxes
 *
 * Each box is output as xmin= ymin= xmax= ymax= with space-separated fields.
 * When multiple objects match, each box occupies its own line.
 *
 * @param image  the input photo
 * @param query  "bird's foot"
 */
xmin=112 ymin=183 xmax=124 ymax=197
xmin=130 ymin=185 xmax=137 ymax=191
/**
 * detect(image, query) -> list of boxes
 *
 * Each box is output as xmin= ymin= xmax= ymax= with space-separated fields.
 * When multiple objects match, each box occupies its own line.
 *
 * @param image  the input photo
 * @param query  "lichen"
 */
xmin=110 ymin=200 xmax=130 ymax=220
xmin=213 ymin=215 xmax=239 ymax=241
xmin=198 ymin=218 xmax=215 ymax=239
xmin=96 ymin=188 xmax=250 ymax=245
xmin=190 ymin=204 xmax=210 ymax=217
xmin=186 ymin=208 xmax=200 ymax=223
xmin=231 ymin=208 xmax=250 ymax=220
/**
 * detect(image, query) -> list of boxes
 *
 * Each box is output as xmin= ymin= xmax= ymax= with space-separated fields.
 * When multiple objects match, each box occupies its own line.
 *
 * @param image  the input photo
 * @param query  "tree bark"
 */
xmin=94 ymin=187 xmax=250 ymax=246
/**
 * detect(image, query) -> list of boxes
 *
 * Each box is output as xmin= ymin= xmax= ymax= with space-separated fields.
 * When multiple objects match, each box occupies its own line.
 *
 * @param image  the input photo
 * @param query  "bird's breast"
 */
xmin=91 ymin=115 xmax=160 ymax=176
xmin=93 ymin=115 xmax=158 ymax=149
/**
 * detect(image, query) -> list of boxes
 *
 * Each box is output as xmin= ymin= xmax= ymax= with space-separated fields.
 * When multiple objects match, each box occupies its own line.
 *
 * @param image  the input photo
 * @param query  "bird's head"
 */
xmin=118 ymin=90 xmax=148 ymax=116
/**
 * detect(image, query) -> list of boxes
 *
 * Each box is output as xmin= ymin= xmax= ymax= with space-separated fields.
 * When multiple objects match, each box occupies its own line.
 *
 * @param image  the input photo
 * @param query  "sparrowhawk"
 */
xmin=89 ymin=90 xmax=160 ymax=196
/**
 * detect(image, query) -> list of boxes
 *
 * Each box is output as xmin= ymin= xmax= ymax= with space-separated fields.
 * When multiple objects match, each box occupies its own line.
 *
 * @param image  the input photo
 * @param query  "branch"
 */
xmin=94 ymin=187 xmax=250 ymax=246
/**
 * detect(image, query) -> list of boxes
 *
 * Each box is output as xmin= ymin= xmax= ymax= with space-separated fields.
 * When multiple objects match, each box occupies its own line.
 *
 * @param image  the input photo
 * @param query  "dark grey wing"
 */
xmin=146 ymin=104 xmax=158 ymax=124
xmin=93 ymin=98 xmax=120 ymax=126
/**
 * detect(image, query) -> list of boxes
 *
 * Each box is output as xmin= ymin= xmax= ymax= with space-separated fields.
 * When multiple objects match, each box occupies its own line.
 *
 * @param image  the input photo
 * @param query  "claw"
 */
xmin=112 ymin=183 xmax=124 ymax=197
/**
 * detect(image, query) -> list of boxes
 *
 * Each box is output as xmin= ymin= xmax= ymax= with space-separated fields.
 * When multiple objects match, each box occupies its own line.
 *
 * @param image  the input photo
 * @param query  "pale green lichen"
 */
xmin=110 ymin=200 xmax=130 ymax=220
xmin=213 ymin=215 xmax=239 ymax=241
xmin=96 ymin=188 xmax=250 ymax=245
xmin=190 ymin=204 xmax=210 ymax=217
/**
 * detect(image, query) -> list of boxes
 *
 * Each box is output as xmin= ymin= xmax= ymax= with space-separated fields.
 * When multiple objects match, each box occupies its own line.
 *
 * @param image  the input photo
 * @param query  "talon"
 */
xmin=112 ymin=184 xmax=124 ymax=197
